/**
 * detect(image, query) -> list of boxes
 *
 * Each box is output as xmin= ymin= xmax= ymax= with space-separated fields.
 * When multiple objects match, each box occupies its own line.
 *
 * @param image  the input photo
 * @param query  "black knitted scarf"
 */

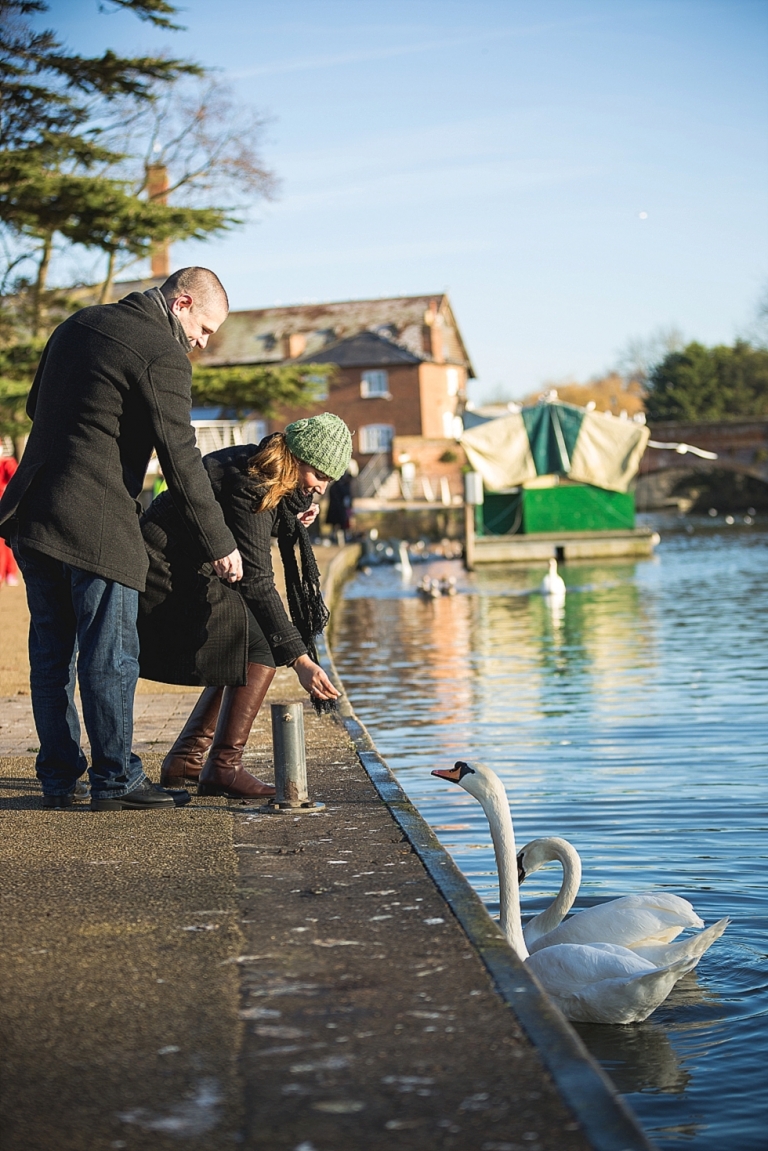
xmin=275 ymin=488 xmax=335 ymax=714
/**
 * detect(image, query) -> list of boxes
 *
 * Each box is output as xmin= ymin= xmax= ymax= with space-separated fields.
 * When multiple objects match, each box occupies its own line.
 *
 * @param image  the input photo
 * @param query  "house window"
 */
xmin=359 ymin=424 xmax=394 ymax=454
xmin=307 ymin=373 xmax=329 ymax=402
xmin=446 ymin=367 xmax=459 ymax=397
xmin=360 ymin=369 xmax=390 ymax=398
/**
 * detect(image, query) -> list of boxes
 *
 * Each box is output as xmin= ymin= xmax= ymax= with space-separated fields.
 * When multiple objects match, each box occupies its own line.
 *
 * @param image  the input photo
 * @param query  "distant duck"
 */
xmin=439 ymin=576 xmax=457 ymax=596
xmin=416 ymin=576 xmax=441 ymax=599
xmin=540 ymin=558 xmax=566 ymax=597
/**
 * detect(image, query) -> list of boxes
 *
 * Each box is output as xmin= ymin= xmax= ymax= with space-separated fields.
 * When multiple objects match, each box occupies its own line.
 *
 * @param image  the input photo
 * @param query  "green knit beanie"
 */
xmin=284 ymin=413 xmax=353 ymax=481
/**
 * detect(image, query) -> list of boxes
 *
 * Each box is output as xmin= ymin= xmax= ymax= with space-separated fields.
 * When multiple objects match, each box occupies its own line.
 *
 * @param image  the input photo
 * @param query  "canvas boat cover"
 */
xmin=460 ymin=401 xmax=650 ymax=493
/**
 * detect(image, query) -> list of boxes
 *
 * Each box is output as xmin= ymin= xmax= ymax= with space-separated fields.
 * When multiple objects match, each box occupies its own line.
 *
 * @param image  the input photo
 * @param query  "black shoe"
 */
xmin=90 ymin=780 xmax=180 ymax=812
xmin=161 ymin=785 xmax=192 ymax=808
xmin=42 ymin=793 xmax=74 ymax=809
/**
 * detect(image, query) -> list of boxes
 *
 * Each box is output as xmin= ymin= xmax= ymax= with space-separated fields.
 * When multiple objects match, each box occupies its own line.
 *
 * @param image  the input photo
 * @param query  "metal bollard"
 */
xmin=259 ymin=702 xmax=325 ymax=813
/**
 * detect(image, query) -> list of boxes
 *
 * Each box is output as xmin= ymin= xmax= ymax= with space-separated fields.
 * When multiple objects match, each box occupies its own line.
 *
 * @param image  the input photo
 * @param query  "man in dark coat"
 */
xmin=0 ymin=267 xmax=242 ymax=811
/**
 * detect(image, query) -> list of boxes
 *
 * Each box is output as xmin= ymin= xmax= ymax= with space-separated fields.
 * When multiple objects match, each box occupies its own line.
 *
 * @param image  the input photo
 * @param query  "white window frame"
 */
xmin=191 ymin=419 xmax=267 ymax=457
xmin=360 ymin=369 xmax=390 ymax=398
xmin=446 ymin=367 xmax=459 ymax=397
xmin=359 ymin=423 xmax=394 ymax=454
xmin=307 ymin=372 xmax=329 ymax=402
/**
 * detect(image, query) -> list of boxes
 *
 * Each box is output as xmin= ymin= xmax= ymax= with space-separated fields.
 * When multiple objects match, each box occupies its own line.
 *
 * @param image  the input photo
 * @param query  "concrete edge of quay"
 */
xmin=318 ymin=543 xmax=658 ymax=1151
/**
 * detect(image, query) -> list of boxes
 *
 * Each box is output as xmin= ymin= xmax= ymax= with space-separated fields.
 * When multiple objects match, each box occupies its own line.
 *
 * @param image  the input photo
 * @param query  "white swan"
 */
xmin=397 ymin=540 xmax=412 ymax=580
xmin=540 ymin=558 xmax=566 ymax=597
xmin=431 ymin=761 xmax=713 ymax=1025
xmin=517 ymin=836 xmax=728 ymax=966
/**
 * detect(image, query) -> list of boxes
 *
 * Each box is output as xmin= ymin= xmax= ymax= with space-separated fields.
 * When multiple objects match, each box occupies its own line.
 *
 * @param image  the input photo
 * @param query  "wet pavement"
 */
xmin=0 ymin=547 xmax=620 ymax=1151
xmin=0 ymin=692 xmax=593 ymax=1151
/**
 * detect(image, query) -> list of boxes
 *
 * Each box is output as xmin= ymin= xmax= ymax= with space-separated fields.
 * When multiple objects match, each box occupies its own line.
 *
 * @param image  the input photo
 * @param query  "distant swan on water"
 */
xmin=397 ymin=540 xmax=412 ymax=580
xmin=540 ymin=558 xmax=566 ymax=596
xmin=517 ymin=835 xmax=728 ymax=966
xmin=431 ymin=761 xmax=726 ymax=1024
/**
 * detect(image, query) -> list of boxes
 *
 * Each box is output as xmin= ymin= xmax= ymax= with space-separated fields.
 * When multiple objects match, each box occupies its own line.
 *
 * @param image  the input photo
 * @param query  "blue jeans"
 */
xmin=13 ymin=543 xmax=146 ymax=799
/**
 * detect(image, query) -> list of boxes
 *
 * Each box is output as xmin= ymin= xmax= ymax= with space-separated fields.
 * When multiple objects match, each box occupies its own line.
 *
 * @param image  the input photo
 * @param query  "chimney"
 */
xmin=147 ymin=163 xmax=170 ymax=279
xmin=423 ymin=299 xmax=444 ymax=363
xmin=288 ymin=332 xmax=307 ymax=358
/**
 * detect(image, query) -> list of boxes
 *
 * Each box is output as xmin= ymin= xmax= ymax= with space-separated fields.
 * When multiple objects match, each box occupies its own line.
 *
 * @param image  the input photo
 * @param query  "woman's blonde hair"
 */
xmin=247 ymin=433 xmax=301 ymax=511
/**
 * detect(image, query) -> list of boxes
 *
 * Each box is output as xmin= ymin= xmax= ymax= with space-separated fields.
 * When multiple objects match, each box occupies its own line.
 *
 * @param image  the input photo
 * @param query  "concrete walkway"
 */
xmin=0 ymin=692 xmax=593 ymax=1150
xmin=0 ymin=548 xmax=649 ymax=1151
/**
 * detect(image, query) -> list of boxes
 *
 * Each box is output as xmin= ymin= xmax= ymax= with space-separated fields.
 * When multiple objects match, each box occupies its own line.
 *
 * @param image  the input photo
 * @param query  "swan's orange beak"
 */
xmin=431 ymin=766 xmax=464 ymax=783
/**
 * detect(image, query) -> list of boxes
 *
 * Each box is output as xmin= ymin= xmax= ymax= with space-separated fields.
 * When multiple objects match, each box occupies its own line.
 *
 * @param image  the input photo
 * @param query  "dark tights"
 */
xmin=243 ymin=602 xmax=276 ymax=667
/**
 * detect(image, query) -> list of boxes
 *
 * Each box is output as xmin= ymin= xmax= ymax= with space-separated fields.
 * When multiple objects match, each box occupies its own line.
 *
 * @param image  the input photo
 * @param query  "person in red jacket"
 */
xmin=0 ymin=448 xmax=19 ymax=585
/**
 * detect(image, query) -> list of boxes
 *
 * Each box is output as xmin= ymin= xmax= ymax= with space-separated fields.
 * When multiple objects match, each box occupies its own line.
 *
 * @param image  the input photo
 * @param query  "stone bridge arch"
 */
xmin=636 ymin=418 xmax=768 ymax=509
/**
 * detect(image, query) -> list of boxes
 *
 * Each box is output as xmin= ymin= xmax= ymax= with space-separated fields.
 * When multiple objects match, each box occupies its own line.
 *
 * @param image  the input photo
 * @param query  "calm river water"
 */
xmin=331 ymin=518 xmax=767 ymax=1151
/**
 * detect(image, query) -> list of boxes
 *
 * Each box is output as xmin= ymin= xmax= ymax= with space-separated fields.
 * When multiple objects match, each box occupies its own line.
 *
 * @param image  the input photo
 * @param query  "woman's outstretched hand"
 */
xmin=297 ymin=504 xmax=320 ymax=528
xmin=293 ymin=654 xmax=340 ymax=700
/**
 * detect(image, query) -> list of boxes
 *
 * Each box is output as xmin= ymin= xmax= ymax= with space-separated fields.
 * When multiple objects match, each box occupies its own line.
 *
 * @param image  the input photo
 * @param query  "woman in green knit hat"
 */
xmin=138 ymin=413 xmax=353 ymax=801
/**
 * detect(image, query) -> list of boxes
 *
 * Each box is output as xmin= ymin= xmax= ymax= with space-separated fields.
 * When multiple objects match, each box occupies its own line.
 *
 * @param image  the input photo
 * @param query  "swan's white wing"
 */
xmin=632 ymin=918 xmax=729 ymax=966
xmin=527 ymin=892 xmax=704 ymax=953
xmin=527 ymin=944 xmax=697 ymax=1024
xmin=527 ymin=941 xmax=654 ymax=990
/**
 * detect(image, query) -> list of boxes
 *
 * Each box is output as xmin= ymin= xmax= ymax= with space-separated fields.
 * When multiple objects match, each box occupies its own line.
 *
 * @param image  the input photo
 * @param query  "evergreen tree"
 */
xmin=190 ymin=364 xmax=336 ymax=420
xmin=0 ymin=0 xmax=242 ymax=331
xmin=0 ymin=2 xmax=324 ymax=445
xmin=646 ymin=340 xmax=768 ymax=421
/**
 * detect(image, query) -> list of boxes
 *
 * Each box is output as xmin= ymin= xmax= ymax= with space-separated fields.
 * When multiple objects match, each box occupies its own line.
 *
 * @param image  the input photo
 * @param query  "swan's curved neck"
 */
xmin=476 ymin=783 xmax=529 ymax=961
xmin=527 ymin=839 xmax=582 ymax=939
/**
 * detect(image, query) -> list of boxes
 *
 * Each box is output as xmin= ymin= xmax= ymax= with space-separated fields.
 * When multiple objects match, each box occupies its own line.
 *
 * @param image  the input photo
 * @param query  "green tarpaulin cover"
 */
xmin=460 ymin=401 xmax=649 ymax=493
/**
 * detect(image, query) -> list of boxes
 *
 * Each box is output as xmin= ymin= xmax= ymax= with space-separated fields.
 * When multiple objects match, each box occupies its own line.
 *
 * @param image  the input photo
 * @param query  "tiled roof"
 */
xmin=294 ymin=329 xmax=424 ymax=367
xmin=193 ymin=293 xmax=475 ymax=376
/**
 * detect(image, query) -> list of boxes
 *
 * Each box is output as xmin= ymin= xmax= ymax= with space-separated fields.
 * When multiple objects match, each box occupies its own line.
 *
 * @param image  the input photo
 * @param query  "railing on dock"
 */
xmin=355 ymin=452 xmax=393 ymax=498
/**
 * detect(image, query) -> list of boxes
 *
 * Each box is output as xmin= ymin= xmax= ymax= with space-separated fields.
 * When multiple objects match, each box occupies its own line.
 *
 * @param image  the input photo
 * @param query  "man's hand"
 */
xmin=212 ymin=548 xmax=243 ymax=583
xmin=292 ymin=653 xmax=340 ymax=700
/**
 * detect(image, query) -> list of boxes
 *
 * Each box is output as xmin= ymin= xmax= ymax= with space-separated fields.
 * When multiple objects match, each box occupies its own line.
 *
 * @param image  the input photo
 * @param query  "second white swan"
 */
xmin=517 ymin=836 xmax=728 ymax=966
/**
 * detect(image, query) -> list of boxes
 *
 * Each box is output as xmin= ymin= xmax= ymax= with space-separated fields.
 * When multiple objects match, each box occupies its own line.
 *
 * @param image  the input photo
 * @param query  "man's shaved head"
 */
xmin=161 ymin=267 xmax=229 ymax=349
xmin=160 ymin=267 xmax=229 ymax=314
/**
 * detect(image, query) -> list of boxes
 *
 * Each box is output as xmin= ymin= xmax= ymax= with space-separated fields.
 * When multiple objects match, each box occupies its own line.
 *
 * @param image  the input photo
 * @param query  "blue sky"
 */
xmin=44 ymin=0 xmax=768 ymax=400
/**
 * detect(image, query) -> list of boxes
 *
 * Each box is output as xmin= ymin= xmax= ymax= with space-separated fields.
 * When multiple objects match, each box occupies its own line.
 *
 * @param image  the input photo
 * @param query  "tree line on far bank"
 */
xmin=520 ymin=334 xmax=768 ymax=426
xmin=644 ymin=340 xmax=768 ymax=423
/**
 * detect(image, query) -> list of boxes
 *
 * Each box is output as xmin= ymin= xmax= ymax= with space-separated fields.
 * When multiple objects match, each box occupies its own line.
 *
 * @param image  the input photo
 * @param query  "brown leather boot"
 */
xmin=197 ymin=664 xmax=277 ymax=799
xmin=160 ymin=686 xmax=224 ymax=787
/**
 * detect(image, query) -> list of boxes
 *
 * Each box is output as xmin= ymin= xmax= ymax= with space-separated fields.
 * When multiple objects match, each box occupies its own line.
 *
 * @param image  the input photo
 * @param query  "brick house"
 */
xmin=195 ymin=294 xmax=475 ymax=473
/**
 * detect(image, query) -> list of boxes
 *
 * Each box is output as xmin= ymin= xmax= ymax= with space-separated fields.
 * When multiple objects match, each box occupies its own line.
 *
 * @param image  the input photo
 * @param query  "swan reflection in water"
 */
xmin=573 ymin=969 xmax=725 ymax=1097
xmin=575 ymin=1018 xmax=691 ymax=1095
